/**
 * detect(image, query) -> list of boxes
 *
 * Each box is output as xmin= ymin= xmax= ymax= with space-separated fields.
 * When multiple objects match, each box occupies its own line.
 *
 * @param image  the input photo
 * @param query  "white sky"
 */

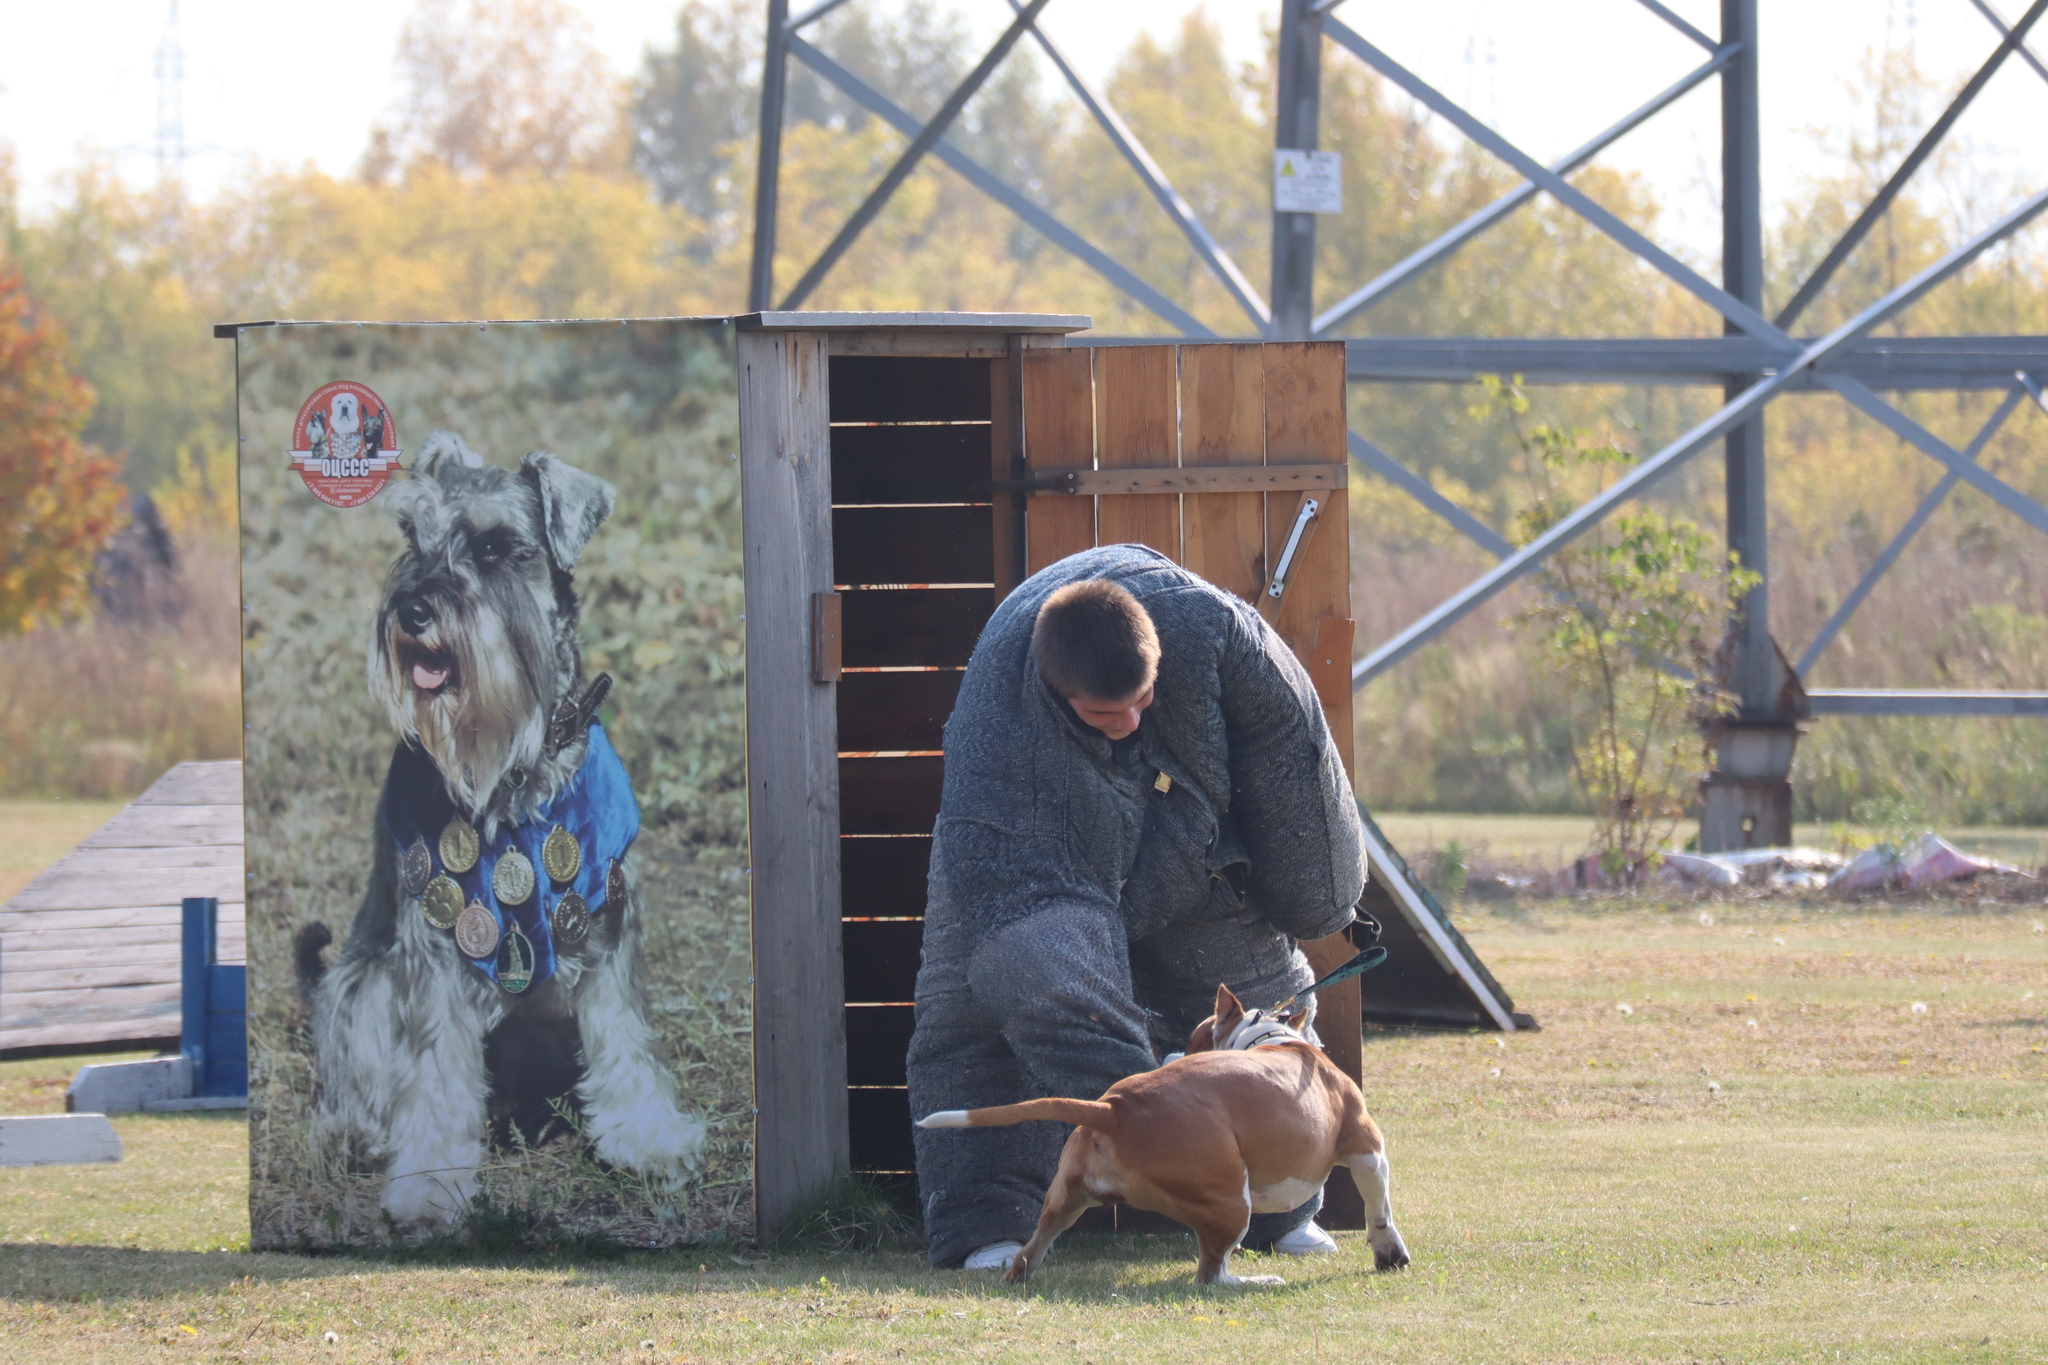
xmin=4 ymin=0 xmax=2046 ymax=266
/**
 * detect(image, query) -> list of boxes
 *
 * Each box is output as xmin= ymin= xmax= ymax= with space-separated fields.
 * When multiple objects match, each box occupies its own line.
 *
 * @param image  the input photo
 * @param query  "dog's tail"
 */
xmin=917 ymin=1099 xmax=1116 ymax=1132
xmin=294 ymin=921 xmax=333 ymax=997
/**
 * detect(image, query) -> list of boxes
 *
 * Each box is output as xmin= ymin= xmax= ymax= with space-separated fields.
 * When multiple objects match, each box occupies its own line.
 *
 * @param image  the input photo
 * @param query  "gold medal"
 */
xmin=541 ymin=824 xmax=581 ymax=884
xmin=550 ymin=891 xmax=591 ymax=947
xmin=439 ymin=818 xmax=480 ymax=874
xmin=421 ymin=875 xmax=463 ymax=929
xmin=401 ymin=836 xmax=433 ymax=896
xmin=604 ymin=858 xmax=627 ymax=911
xmin=454 ymin=899 xmax=501 ymax=958
xmin=497 ymin=927 xmax=535 ymax=993
xmin=493 ymin=848 xmax=536 ymax=905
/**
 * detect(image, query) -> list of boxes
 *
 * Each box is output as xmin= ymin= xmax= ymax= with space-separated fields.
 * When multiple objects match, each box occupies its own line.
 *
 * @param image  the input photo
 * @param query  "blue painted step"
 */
xmin=181 ymin=898 xmax=248 ymax=1099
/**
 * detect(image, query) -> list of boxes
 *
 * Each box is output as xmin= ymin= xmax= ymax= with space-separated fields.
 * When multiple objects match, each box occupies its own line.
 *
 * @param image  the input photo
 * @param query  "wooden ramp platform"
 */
xmin=0 ymin=762 xmax=244 ymax=1053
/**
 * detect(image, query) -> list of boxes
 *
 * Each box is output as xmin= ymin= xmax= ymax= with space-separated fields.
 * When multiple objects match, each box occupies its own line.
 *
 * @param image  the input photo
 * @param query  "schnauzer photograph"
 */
xmin=236 ymin=320 xmax=752 ymax=1248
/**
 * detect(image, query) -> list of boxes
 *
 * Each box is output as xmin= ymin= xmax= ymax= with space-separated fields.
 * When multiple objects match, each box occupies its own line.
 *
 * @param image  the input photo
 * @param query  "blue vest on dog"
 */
xmin=381 ymin=723 xmax=640 ymax=992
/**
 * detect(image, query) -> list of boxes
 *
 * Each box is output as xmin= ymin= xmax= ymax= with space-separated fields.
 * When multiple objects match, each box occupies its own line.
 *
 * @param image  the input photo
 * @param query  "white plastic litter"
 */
xmin=1828 ymin=832 xmax=2024 ymax=892
xmin=1662 ymin=847 xmax=1844 ymax=889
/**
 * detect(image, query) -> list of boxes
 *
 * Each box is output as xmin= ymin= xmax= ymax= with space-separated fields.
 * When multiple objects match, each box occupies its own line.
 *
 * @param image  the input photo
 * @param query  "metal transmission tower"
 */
xmin=749 ymin=0 xmax=2048 ymax=849
xmin=154 ymin=0 xmax=188 ymax=187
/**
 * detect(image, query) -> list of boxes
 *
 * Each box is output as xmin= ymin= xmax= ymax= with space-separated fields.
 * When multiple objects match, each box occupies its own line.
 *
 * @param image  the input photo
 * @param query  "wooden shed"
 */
xmin=735 ymin=312 xmax=1518 ymax=1238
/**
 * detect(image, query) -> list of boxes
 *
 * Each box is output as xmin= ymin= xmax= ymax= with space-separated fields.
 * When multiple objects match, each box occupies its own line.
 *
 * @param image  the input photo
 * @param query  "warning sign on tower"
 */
xmin=1274 ymin=148 xmax=1343 ymax=214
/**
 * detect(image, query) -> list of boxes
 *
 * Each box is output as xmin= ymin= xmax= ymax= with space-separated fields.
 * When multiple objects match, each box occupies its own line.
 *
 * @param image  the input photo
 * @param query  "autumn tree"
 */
xmin=363 ymin=0 xmax=625 ymax=180
xmin=0 ymin=264 xmax=127 ymax=633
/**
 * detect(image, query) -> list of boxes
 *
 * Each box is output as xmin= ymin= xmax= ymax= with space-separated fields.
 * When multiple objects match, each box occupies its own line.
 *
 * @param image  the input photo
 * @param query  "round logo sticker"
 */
xmin=289 ymin=381 xmax=401 ymax=507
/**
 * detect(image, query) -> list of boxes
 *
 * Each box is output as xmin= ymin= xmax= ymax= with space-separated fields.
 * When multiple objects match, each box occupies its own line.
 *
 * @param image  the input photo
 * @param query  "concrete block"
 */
xmin=0 ymin=1114 xmax=123 ymax=1166
xmin=66 ymin=1055 xmax=192 ymax=1114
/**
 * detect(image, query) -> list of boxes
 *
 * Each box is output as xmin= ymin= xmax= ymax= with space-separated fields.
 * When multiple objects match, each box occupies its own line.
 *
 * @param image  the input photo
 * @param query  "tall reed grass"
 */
xmin=0 ymin=539 xmax=242 ymax=799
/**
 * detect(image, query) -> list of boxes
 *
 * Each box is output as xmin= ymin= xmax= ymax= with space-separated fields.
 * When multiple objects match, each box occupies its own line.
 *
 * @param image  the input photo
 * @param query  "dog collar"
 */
xmin=1225 ymin=1012 xmax=1312 ymax=1051
xmin=380 ymin=721 xmax=640 ymax=994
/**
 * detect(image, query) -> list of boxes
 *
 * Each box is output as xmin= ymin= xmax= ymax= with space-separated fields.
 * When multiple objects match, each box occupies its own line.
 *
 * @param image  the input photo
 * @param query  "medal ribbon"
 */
xmin=381 ymin=722 xmax=641 ymax=991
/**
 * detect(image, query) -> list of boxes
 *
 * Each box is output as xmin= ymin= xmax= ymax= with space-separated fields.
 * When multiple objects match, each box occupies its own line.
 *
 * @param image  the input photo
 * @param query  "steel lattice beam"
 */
xmin=1349 ymin=183 xmax=2048 ymax=687
xmin=748 ymin=1 xmax=2048 ymax=720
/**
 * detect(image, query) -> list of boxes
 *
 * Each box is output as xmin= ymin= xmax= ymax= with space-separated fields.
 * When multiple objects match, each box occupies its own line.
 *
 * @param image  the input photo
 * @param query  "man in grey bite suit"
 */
xmin=907 ymin=543 xmax=1367 ymax=1270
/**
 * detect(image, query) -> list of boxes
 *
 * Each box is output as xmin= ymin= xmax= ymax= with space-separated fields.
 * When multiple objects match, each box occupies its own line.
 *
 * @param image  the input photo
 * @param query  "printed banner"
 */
xmin=236 ymin=320 xmax=750 ymax=1247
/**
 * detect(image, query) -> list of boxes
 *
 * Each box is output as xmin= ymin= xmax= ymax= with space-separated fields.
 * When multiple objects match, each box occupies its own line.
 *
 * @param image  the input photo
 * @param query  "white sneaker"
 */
xmin=963 ymin=1241 xmax=1024 ymax=1271
xmin=1271 ymin=1222 xmax=1339 ymax=1256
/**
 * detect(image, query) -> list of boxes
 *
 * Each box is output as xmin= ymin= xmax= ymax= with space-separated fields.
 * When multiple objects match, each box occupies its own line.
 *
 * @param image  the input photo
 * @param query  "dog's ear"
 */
xmin=415 ymin=430 xmax=484 ymax=479
xmin=1213 ymin=982 xmax=1245 ymax=1034
xmin=1283 ymin=1006 xmax=1310 ymax=1033
xmin=522 ymin=451 xmax=616 ymax=571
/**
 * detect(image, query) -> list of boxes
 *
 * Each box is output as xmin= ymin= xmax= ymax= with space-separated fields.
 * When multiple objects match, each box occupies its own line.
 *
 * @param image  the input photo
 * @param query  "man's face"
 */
xmin=1067 ymin=686 xmax=1154 ymax=741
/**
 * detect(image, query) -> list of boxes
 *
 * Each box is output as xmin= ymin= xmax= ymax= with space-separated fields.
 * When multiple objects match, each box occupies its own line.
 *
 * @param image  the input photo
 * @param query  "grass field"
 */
xmin=3 ymin=895 xmax=2045 ymax=1363
xmin=0 ymin=800 xmax=122 ymax=904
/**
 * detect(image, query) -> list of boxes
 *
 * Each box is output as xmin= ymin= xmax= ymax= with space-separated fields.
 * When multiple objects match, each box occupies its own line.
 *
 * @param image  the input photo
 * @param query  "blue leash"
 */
xmin=1272 ymin=946 xmax=1388 ymax=1015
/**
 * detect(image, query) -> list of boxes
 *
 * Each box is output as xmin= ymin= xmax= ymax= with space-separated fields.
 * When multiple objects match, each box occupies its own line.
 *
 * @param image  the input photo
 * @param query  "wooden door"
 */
xmin=1020 ymin=341 xmax=1365 ymax=1228
xmin=824 ymin=340 xmax=1361 ymax=1224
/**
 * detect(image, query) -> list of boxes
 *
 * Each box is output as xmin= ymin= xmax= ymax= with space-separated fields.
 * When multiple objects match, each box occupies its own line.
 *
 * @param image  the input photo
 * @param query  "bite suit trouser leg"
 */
xmin=908 ymin=904 xmax=1156 ymax=1268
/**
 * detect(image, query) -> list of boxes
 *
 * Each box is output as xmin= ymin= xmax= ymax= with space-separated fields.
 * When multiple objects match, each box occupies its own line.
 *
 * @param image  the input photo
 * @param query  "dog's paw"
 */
xmin=591 ymin=1106 xmax=708 ymax=1179
xmin=381 ymin=1170 xmax=469 ymax=1225
xmin=1371 ymin=1227 xmax=1412 ymax=1272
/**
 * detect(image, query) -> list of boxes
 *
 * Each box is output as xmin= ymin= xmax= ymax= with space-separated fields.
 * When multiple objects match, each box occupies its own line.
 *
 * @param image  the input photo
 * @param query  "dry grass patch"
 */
xmin=2 ymin=900 xmax=2045 ymax=1363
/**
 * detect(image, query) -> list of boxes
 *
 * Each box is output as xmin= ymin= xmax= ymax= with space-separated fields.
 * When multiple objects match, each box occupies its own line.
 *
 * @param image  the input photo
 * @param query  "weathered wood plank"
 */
xmin=129 ymin=761 xmax=243 ymax=807
xmin=1067 ymin=463 xmax=1339 ymax=495
xmin=4 ymin=942 xmax=184 ymax=970
xmin=4 ymin=869 xmax=248 ymax=913
xmin=740 ymin=328 xmax=851 ymax=1238
xmin=1022 ymin=348 xmax=1095 ymax=576
xmin=5 ymin=963 xmax=195 ymax=993
xmin=77 ymin=805 xmax=242 ymax=849
xmin=990 ymin=349 xmax=1023 ymax=602
xmin=1180 ymin=344 xmax=1269 ymax=604
xmin=1 ymin=1009 xmax=181 ymax=1052
xmin=23 ymin=846 xmax=245 ymax=875
xmin=2 ymin=981 xmax=182 ymax=1013
xmin=1261 ymin=343 xmax=1350 ymax=662
xmin=0 ymin=902 xmax=245 ymax=935
xmin=1 ymin=929 xmax=244 ymax=961
xmin=1093 ymin=346 xmax=1181 ymax=563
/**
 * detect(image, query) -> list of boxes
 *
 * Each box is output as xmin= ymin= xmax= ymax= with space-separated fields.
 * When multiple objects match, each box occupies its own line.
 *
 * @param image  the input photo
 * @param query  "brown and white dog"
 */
xmin=917 ymin=984 xmax=1411 ymax=1286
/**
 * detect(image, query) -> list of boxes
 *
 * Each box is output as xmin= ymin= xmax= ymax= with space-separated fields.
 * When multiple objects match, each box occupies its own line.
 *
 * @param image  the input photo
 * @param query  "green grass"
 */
xmin=3 ymin=900 xmax=2046 ymax=1362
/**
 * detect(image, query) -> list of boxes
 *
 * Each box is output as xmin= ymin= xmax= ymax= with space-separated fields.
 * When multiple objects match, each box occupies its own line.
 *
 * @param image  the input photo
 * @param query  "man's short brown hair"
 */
xmin=1031 ymin=579 xmax=1160 ymax=702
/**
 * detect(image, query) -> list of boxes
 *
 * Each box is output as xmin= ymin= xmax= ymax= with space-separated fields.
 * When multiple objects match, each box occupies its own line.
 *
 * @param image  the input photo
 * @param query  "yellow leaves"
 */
xmin=247 ymin=164 xmax=707 ymax=323
xmin=153 ymin=443 xmax=239 ymax=549
xmin=632 ymin=639 xmax=678 ymax=670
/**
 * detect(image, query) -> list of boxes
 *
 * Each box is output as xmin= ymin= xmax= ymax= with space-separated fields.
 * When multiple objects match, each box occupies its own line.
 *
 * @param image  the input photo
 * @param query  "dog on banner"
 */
xmin=296 ymin=431 xmax=705 ymax=1226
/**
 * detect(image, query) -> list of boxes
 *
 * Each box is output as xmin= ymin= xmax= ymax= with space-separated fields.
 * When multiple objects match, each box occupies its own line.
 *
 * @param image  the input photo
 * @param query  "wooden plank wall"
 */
xmin=740 ymin=330 xmax=849 ymax=1236
xmin=829 ymin=354 xmax=996 ymax=1179
xmin=0 ymin=761 xmax=244 ymax=1053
